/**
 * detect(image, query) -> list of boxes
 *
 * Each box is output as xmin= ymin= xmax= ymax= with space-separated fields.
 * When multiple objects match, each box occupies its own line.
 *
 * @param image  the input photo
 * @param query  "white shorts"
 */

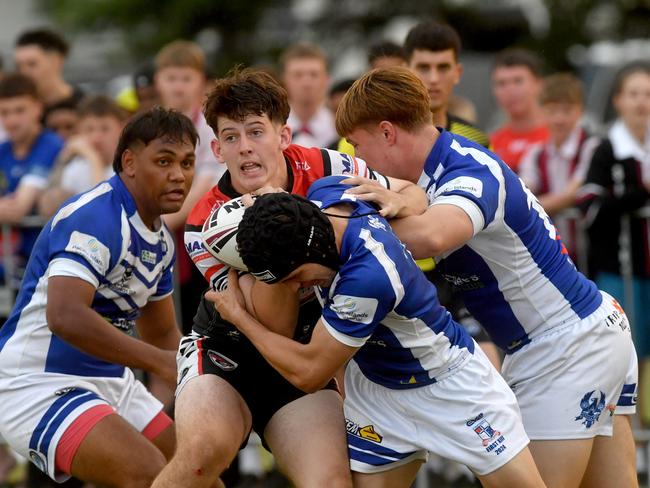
xmin=501 ymin=292 xmax=637 ymax=440
xmin=344 ymin=345 xmax=529 ymax=476
xmin=0 ymin=369 xmax=163 ymax=482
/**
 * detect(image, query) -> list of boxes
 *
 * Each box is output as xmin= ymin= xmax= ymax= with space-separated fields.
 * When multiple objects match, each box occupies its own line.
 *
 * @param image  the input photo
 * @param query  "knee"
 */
xmin=174 ymin=436 xmax=239 ymax=478
xmin=290 ymin=469 xmax=353 ymax=488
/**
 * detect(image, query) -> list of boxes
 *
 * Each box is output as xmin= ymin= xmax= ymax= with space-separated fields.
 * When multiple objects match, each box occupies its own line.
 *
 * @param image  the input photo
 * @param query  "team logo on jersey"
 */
xmin=466 ymin=413 xmax=506 ymax=454
xmin=28 ymin=449 xmax=47 ymax=473
xmin=66 ymin=231 xmax=110 ymax=274
xmin=575 ymin=390 xmax=606 ymax=428
xmin=434 ymin=176 xmax=483 ymax=198
xmin=141 ymin=250 xmax=157 ymax=265
xmin=54 ymin=386 xmax=77 ymax=396
xmin=110 ymin=264 xmax=134 ymax=294
xmin=346 ymin=419 xmax=383 ymax=443
xmin=330 ymin=295 xmax=377 ymax=324
xmin=207 ymin=350 xmax=238 ymax=371
xmin=340 ymin=154 xmax=354 ymax=173
xmin=367 ymin=216 xmax=386 ymax=230
xmin=295 ymin=160 xmax=311 ymax=171
xmin=604 ymin=300 xmax=629 ymax=332
xmin=440 ymin=273 xmax=483 ymax=291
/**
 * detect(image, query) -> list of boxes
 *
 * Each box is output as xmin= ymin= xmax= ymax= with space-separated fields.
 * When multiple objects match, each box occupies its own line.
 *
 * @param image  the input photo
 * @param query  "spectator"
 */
xmin=14 ymin=28 xmax=84 ymax=121
xmin=154 ymin=40 xmax=224 ymax=231
xmin=281 ymin=42 xmax=338 ymax=148
xmin=490 ymin=48 xmax=549 ymax=171
xmin=327 ymin=78 xmax=355 ymax=123
xmin=579 ymin=63 xmax=650 ymax=394
xmin=0 ymin=74 xmax=62 ymax=279
xmin=519 ymin=73 xmax=600 ymax=261
xmin=44 ymin=98 xmax=80 ymax=142
xmin=367 ymin=40 xmax=407 ymax=69
xmin=0 ymin=54 xmax=6 ymax=143
xmin=404 ymin=20 xmax=489 ymax=147
xmin=134 ymin=62 xmax=159 ymax=113
xmin=38 ymin=95 xmax=128 ymax=218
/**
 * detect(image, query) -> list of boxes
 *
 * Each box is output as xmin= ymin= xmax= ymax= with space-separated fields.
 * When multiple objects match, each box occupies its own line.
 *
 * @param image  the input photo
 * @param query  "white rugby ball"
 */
xmin=201 ymin=196 xmax=248 ymax=271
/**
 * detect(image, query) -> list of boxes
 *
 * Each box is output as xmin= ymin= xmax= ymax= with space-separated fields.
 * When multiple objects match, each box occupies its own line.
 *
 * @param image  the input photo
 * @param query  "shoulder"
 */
xmin=36 ymin=130 xmax=64 ymax=151
xmin=51 ymin=181 xmax=120 ymax=232
xmin=186 ymin=184 xmax=226 ymax=229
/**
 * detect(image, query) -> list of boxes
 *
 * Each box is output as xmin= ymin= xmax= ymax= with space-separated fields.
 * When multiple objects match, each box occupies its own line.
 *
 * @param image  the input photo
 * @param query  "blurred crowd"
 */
xmin=0 ymin=20 xmax=649 ymax=487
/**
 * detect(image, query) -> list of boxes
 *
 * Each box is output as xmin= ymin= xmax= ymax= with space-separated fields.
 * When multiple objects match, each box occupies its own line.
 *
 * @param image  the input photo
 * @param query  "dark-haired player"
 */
xmin=0 ymin=107 xmax=196 ymax=487
xmin=152 ymin=67 xmax=427 ymax=488
xmin=208 ymin=178 xmax=546 ymax=488
xmin=14 ymin=28 xmax=85 ymax=120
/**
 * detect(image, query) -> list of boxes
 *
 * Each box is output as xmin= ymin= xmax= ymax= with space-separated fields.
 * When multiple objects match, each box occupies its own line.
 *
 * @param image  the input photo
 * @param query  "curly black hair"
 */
xmin=237 ymin=193 xmax=340 ymax=283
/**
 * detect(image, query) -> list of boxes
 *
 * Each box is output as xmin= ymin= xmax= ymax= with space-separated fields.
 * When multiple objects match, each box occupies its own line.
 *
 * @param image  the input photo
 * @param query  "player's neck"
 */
xmin=40 ymin=78 xmax=73 ymax=106
xmin=291 ymin=101 xmax=322 ymax=124
xmin=507 ymin=106 xmax=545 ymax=132
xmin=407 ymin=125 xmax=439 ymax=182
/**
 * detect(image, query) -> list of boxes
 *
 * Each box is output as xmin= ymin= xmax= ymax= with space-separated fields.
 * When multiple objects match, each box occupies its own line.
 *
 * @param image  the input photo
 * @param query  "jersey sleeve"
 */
xmin=184 ymin=222 xmax=229 ymax=290
xmin=431 ymin=144 xmax=501 ymax=235
xmin=320 ymin=251 xmax=396 ymax=348
xmin=47 ymin=195 xmax=123 ymax=288
xmin=320 ymin=148 xmax=390 ymax=188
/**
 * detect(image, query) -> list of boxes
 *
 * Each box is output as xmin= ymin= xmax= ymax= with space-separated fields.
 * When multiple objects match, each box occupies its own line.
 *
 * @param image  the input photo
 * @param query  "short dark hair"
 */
xmin=404 ymin=21 xmax=461 ymax=61
xmin=79 ymin=95 xmax=129 ymax=122
xmin=204 ymin=67 xmax=290 ymax=134
xmin=0 ymin=73 xmax=39 ymax=100
xmin=492 ymin=48 xmax=544 ymax=78
xmin=237 ymin=192 xmax=339 ymax=284
xmin=112 ymin=106 xmax=199 ymax=173
xmin=329 ymin=78 xmax=356 ymax=97
xmin=612 ymin=61 xmax=650 ymax=97
xmin=16 ymin=28 xmax=69 ymax=56
xmin=368 ymin=41 xmax=406 ymax=66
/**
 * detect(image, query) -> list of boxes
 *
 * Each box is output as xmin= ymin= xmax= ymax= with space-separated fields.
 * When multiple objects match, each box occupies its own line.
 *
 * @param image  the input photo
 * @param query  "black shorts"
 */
xmin=177 ymin=330 xmax=338 ymax=441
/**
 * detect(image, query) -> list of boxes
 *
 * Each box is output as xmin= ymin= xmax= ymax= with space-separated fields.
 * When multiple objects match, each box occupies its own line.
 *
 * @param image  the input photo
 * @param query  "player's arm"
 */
xmin=47 ymin=276 xmax=177 ymax=386
xmin=136 ymin=294 xmax=182 ymax=351
xmin=389 ymin=204 xmax=475 ymax=259
xmin=206 ymin=269 xmax=357 ymax=392
xmin=340 ymin=175 xmax=428 ymax=218
xmin=239 ymin=273 xmax=299 ymax=338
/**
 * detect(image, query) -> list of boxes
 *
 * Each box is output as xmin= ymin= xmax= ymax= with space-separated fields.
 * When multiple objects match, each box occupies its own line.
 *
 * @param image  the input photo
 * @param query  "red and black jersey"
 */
xmin=185 ymin=144 xmax=388 ymax=337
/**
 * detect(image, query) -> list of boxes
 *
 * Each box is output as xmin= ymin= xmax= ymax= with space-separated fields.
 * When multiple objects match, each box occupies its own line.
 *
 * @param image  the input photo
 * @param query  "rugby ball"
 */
xmin=201 ymin=197 xmax=248 ymax=271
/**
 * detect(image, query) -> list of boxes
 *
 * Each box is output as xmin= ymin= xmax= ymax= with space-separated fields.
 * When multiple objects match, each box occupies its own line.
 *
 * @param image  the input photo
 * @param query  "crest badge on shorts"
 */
xmin=207 ymin=350 xmax=238 ymax=371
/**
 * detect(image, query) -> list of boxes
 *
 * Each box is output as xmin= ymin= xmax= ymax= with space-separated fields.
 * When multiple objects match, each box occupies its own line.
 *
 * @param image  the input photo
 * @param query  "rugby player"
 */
xmin=207 ymin=178 xmax=546 ymax=488
xmin=0 ymin=107 xmax=197 ymax=486
xmin=151 ymin=68 xmax=427 ymax=488
xmin=337 ymin=67 xmax=638 ymax=488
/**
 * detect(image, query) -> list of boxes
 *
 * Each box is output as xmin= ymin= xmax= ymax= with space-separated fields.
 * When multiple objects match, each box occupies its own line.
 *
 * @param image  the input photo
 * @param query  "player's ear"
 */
xmin=279 ymin=124 xmax=292 ymax=150
xmin=378 ymin=121 xmax=397 ymax=145
xmin=121 ymin=149 xmax=136 ymax=177
xmin=455 ymin=62 xmax=464 ymax=85
xmin=212 ymin=138 xmax=222 ymax=161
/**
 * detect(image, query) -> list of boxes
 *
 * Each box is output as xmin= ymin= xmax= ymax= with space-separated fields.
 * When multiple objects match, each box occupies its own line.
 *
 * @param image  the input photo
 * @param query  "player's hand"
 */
xmin=154 ymin=349 xmax=178 ymax=388
xmin=341 ymin=176 xmax=408 ymax=218
xmin=205 ymin=268 xmax=248 ymax=325
xmin=242 ymin=186 xmax=286 ymax=207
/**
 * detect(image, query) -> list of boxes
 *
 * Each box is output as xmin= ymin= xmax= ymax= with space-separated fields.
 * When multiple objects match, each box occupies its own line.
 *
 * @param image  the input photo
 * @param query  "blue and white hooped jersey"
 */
xmin=308 ymin=176 xmax=474 ymax=390
xmin=0 ymin=174 xmax=176 ymax=378
xmin=422 ymin=130 xmax=602 ymax=353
